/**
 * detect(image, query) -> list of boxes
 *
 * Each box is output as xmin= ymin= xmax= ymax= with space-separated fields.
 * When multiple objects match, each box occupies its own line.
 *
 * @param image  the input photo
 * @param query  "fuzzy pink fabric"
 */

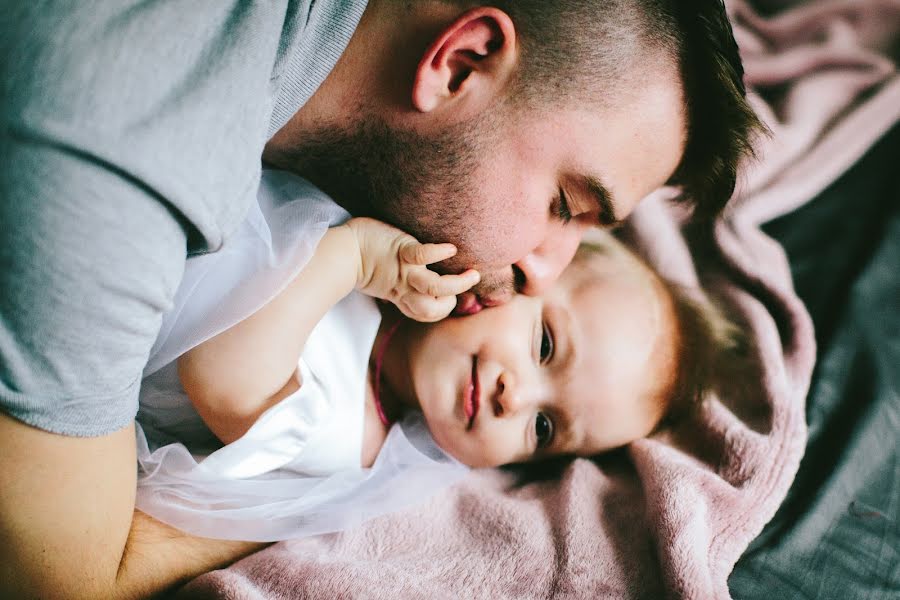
xmin=176 ymin=2 xmax=900 ymax=598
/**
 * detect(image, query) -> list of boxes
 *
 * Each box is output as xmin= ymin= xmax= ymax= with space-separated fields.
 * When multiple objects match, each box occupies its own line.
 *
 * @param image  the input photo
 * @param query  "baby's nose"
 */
xmin=493 ymin=372 xmax=527 ymax=417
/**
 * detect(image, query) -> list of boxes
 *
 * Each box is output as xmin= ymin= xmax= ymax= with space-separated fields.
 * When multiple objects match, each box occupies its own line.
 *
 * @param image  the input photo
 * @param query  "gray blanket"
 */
xmin=730 ymin=123 xmax=900 ymax=599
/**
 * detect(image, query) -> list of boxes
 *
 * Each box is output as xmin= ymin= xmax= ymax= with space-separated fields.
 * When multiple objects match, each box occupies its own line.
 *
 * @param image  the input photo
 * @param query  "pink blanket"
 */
xmin=176 ymin=2 xmax=900 ymax=598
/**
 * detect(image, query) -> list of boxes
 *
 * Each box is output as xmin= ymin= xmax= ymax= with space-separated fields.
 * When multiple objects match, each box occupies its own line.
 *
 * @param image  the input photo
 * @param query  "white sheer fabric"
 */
xmin=134 ymin=413 xmax=464 ymax=542
xmin=134 ymin=170 xmax=468 ymax=542
xmin=143 ymin=170 xmax=343 ymax=378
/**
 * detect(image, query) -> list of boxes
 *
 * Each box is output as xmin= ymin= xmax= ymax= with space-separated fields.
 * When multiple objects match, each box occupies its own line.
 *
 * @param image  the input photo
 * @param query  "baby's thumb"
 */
xmin=404 ymin=294 xmax=456 ymax=323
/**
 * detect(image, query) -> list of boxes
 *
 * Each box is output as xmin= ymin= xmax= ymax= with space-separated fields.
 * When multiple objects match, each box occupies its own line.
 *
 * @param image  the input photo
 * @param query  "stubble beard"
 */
xmin=269 ymin=116 xmax=515 ymax=298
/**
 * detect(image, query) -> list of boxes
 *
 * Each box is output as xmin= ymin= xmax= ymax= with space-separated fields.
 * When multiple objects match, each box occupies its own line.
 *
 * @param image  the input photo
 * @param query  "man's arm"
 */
xmin=0 ymin=411 xmax=265 ymax=600
xmin=1 ymin=4 xmax=308 ymax=595
xmin=0 ymin=139 xmax=264 ymax=599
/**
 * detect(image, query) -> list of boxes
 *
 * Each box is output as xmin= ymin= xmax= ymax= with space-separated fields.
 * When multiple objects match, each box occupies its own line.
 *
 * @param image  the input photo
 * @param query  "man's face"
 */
xmin=280 ymin=78 xmax=685 ymax=308
xmin=433 ymin=88 xmax=686 ymax=311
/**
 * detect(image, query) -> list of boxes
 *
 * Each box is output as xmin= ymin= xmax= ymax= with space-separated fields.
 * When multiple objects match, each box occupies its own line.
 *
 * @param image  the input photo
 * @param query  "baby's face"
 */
xmin=402 ymin=246 xmax=679 ymax=468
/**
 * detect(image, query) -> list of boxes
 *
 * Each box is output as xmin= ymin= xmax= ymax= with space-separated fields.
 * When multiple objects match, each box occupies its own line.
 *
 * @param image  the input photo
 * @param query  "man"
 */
xmin=0 ymin=0 xmax=761 ymax=597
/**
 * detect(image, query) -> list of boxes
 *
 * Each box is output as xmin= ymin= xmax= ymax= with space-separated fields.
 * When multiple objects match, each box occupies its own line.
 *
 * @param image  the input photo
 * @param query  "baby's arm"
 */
xmin=178 ymin=218 xmax=479 ymax=443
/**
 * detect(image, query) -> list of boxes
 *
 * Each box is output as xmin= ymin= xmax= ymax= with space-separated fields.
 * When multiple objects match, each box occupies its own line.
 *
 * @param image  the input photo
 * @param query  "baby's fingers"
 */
xmin=401 ymin=294 xmax=458 ymax=323
xmin=399 ymin=241 xmax=457 ymax=266
xmin=408 ymin=268 xmax=480 ymax=298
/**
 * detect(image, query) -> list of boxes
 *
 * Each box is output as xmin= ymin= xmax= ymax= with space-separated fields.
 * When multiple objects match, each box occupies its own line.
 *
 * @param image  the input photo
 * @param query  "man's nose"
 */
xmin=513 ymin=223 xmax=585 ymax=296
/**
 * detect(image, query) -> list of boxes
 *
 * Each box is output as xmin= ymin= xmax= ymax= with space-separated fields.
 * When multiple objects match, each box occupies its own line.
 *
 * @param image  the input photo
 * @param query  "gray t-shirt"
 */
xmin=0 ymin=0 xmax=368 ymax=436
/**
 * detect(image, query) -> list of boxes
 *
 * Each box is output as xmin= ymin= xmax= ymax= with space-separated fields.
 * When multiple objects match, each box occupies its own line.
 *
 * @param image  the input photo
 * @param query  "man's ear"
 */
xmin=412 ymin=7 xmax=517 ymax=114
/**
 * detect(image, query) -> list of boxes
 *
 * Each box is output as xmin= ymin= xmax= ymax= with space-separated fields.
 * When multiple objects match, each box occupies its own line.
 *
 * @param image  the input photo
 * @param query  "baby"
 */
xmin=176 ymin=215 xmax=728 ymax=470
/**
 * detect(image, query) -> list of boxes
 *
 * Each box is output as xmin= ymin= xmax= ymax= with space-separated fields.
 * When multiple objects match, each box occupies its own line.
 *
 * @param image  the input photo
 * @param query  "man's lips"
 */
xmin=464 ymin=356 xmax=480 ymax=430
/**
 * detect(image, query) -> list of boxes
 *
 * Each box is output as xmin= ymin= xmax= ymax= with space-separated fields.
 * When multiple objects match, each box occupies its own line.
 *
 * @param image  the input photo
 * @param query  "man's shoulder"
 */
xmin=1 ymin=3 xmax=292 ymax=116
xmin=1 ymin=3 xmax=298 ymax=246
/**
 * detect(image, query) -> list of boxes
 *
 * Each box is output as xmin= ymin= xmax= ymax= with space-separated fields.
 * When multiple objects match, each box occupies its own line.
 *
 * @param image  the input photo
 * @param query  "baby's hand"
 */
xmin=345 ymin=217 xmax=480 ymax=322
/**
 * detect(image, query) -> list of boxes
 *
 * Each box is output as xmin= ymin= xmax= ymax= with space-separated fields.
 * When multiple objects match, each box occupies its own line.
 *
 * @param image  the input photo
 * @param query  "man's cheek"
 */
xmin=429 ymin=253 xmax=472 ymax=275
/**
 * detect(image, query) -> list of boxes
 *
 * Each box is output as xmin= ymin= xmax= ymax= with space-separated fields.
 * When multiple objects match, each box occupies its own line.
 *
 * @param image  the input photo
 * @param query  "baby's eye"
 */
xmin=535 ymin=412 xmax=554 ymax=449
xmin=540 ymin=321 xmax=554 ymax=364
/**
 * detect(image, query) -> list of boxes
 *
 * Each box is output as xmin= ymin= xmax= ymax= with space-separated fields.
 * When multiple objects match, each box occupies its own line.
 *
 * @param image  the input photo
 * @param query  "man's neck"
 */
xmin=263 ymin=0 xmax=464 ymax=163
xmin=264 ymin=0 xmax=389 ymax=161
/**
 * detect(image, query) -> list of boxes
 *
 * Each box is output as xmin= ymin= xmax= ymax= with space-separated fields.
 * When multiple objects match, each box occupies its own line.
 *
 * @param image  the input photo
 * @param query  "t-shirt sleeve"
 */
xmin=0 ymin=139 xmax=188 ymax=435
xmin=0 ymin=2 xmax=291 ymax=435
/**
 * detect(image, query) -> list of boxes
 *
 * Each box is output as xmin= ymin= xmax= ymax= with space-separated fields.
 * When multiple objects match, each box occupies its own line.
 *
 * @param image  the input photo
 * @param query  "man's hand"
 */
xmin=0 ymin=412 xmax=264 ymax=599
xmin=345 ymin=217 xmax=480 ymax=322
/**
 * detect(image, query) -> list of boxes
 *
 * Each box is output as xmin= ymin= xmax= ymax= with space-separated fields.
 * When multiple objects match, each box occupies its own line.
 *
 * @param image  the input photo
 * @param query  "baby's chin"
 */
xmin=429 ymin=432 xmax=496 ymax=468
xmin=417 ymin=416 xmax=480 ymax=467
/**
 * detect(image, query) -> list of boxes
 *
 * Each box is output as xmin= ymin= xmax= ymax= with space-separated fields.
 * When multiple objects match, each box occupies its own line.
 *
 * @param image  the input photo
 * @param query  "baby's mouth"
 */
xmin=464 ymin=356 xmax=480 ymax=430
xmin=455 ymin=292 xmax=485 ymax=316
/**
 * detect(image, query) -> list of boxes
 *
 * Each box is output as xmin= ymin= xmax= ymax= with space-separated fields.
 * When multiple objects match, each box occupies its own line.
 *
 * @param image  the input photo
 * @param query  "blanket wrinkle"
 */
xmin=175 ymin=1 xmax=899 ymax=598
xmin=727 ymin=0 xmax=900 ymax=225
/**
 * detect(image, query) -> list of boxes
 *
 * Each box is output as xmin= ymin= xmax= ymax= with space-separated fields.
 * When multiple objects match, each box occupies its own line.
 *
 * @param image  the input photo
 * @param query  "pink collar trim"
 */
xmin=372 ymin=319 xmax=402 ymax=427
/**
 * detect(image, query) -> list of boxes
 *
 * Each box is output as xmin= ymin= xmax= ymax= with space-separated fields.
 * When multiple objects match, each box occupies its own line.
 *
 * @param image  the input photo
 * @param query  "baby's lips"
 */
xmin=454 ymin=292 xmax=484 ymax=316
xmin=479 ymin=292 xmax=511 ymax=308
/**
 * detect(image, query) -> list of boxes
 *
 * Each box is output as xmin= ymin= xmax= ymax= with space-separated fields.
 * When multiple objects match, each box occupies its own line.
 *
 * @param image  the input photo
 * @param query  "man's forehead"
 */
xmin=565 ymin=78 xmax=687 ymax=222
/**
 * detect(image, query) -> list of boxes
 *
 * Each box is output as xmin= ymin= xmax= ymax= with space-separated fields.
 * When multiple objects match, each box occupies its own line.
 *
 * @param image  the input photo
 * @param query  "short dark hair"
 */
xmin=449 ymin=0 xmax=766 ymax=221
xmin=664 ymin=1 xmax=766 ymax=221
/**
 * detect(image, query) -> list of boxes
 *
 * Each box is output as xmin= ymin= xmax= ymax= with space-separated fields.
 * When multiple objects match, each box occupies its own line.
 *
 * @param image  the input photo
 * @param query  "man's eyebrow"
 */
xmin=585 ymin=176 xmax=621 ymax=227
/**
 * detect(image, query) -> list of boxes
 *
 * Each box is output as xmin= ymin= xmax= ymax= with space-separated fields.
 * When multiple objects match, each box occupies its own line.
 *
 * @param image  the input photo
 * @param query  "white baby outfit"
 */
xmin=135 ymin=170 xmax=466 ymax=542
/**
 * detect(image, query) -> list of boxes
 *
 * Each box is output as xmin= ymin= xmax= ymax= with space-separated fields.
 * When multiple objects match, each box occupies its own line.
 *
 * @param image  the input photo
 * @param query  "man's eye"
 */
xmin=554 ymin=189 xmax=573 ymax=224
xmin=540 ymin=321 xmax=554 ymax=364
xmin=535 ymin=412 xmax=554 ymax=449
